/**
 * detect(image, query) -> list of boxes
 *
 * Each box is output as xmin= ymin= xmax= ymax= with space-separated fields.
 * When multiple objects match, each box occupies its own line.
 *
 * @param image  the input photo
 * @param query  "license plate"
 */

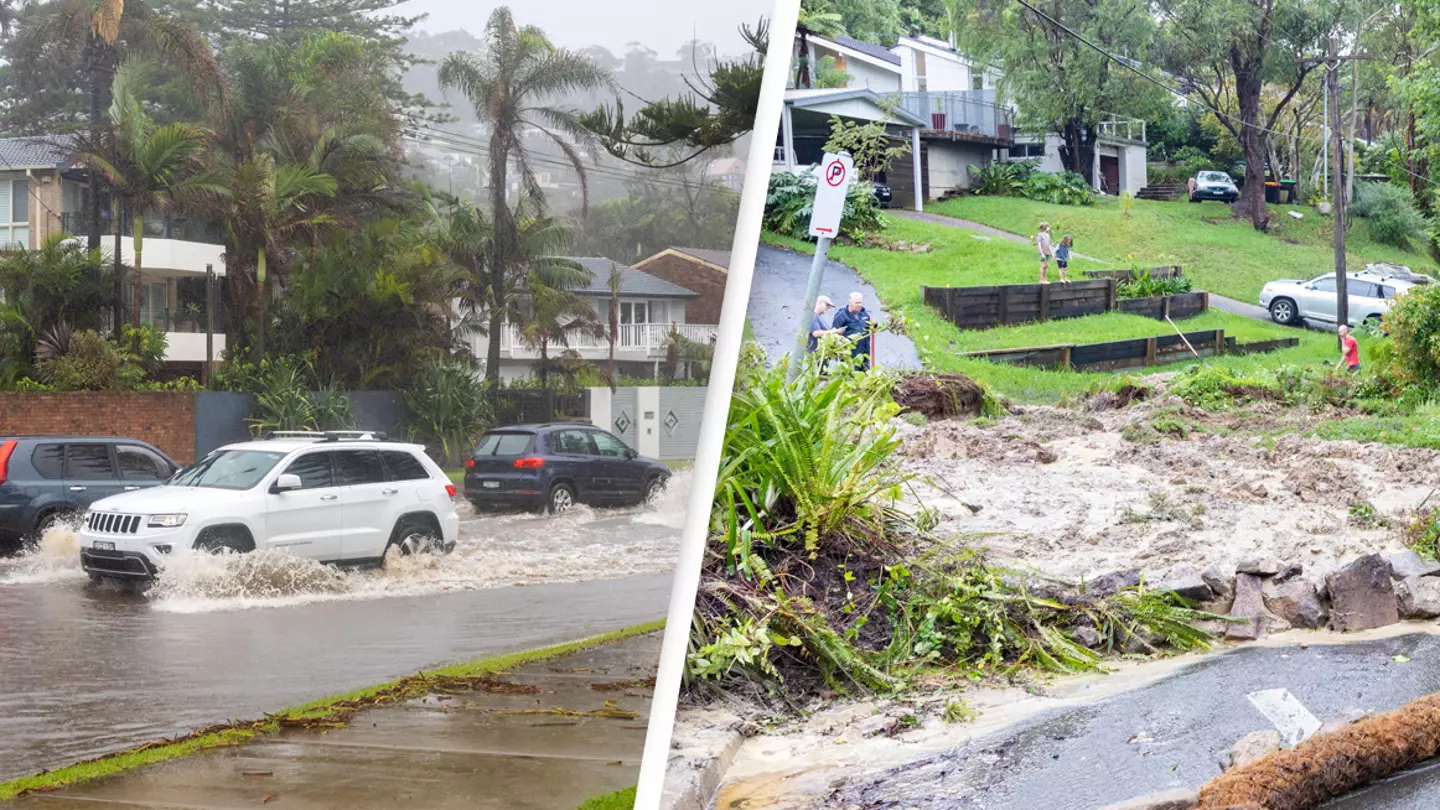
xmin=481 ymin=481 xmax=500 ymax=489
xmin=93 ymin=540 xmax=115 ymax=551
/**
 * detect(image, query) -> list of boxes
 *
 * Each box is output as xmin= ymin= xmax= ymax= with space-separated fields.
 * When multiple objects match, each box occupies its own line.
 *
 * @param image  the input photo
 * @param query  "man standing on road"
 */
xmin=807 ymin=295 xmax=840 ymax=354
xmin=832 ymin=291 xmax=874 ymax=370
xmin=1336 ymin=325 xmax=1362 ymax=374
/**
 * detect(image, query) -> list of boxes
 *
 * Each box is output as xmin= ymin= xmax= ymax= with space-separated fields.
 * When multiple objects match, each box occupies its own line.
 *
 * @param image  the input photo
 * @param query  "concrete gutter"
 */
xmin=660 ymin=709 xmax=747 ymax=810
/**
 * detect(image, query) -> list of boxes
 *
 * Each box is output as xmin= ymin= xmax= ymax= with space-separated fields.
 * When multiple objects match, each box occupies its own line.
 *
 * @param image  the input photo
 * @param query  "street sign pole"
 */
xmin=789 ymin=151 xmax=854 ymax=380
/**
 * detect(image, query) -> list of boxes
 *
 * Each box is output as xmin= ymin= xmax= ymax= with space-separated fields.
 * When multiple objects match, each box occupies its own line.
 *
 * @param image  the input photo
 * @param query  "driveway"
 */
xmin=749 ymin=245 xmax=922 ymax=369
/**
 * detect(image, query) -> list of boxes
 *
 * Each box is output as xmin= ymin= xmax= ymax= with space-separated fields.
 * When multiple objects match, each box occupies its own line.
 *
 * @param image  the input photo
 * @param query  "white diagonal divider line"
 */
xmin=1247 ymin=688 xmax=1322 ymax=747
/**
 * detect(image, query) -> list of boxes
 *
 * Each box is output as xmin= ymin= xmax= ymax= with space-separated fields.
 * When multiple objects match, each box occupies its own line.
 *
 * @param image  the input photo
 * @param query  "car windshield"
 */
xmin=474 ymin=432 xmax=534 ymax=456
xmin=1199 ymin=172 xmax=1230 ymax=183
xmin=170 ymin=449 xmax=285 ymax=490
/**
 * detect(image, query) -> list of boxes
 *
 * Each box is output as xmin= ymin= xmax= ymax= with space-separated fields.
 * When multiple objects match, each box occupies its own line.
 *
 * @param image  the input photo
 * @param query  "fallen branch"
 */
xmin=1167 ymin=316 xmax=1199 ymax=357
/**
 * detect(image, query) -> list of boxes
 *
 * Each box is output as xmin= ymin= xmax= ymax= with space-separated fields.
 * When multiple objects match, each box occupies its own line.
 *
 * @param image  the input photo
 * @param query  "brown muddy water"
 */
xmin=0 ymin=478 xmax=688 ymax=780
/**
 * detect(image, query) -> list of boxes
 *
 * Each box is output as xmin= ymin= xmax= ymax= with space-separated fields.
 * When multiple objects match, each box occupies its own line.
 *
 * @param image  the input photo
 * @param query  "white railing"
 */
xmin=1098 ymin=115 xmax=1146 ymax=143
xmin=499 ymin=322 xmax=718 ymax=356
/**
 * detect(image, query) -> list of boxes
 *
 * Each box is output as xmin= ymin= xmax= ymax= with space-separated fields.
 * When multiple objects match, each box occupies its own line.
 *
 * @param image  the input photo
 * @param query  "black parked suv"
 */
xmin=463 ymin=423 xmax=670 ymax=514
xmin=0 ymin=436 xmax=179 ymax=548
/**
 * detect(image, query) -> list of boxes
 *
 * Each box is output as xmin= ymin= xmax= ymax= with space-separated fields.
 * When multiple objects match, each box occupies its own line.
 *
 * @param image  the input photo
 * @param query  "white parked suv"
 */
xmin=1259 ymin=264 xmax=1433 ymax=328
xmin=78 ymin=432 xmax=460 ymax=582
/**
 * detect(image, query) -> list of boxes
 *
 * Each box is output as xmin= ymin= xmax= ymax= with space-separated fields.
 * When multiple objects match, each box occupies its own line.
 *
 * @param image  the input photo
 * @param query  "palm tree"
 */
xmin=796 ymin=0 xmax=846 ymax=89
xmin=436 ymin=6 xmax=613 ymax=385
xmin=607 ymin=262 xmax=622 ymax=387
xmin=518 ymin=272 xmax=604 ymax=391
xmin=79 ymin=62 xmax=221 ymax=343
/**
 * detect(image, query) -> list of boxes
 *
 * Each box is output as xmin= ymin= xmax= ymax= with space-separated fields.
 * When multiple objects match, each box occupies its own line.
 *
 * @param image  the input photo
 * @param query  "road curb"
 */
xmin=660 ymin=710 xmax=747 ymax=810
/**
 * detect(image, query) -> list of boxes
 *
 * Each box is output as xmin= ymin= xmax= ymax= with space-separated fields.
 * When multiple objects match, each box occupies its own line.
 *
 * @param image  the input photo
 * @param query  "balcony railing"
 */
xmin=892 ymin=91 xmax=1016 ymax=142
xmin=500 ymin=322 xmax=718 ymax=355
xmin=60 ymin=211 xmax=226 ymax=245
xmin=1098 ymin=116 xmax=1147 ymax=143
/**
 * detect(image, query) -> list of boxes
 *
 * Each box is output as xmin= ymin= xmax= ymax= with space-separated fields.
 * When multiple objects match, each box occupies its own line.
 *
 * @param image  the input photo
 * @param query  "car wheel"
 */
xmin=195 ymin=527 xmax=252 ymax=555
xmin=28 ymin=511 xmax=72 ymax=545
xmin=547 ymin=482 xmax=576 ymax=515
xmin=1364 ymin=314 xmax=1384 ymax=333
xmin=1269 ymin=297 xmax=1299 ymax=326
xmin=387 ymin=518 xmax=453 ymax=559
xmin=643 ymin=476 xmax=667 ymax=506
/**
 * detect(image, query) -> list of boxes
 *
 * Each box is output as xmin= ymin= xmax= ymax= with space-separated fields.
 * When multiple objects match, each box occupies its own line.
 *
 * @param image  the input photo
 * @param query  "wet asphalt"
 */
xmin=837 ymin=634 xmax=1440 ymax=809
xmin=749 ymin=245 xmax=922 ymax=369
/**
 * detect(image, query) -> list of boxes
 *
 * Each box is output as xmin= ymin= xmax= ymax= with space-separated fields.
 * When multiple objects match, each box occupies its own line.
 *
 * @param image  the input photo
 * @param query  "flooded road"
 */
xmin=0 ymin=479 xmax=687 ymax=780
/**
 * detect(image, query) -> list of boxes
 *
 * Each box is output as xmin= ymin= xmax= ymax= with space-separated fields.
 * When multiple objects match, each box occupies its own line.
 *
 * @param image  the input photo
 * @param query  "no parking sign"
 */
xmin=808 ymin=151 xmax=854 ymax=239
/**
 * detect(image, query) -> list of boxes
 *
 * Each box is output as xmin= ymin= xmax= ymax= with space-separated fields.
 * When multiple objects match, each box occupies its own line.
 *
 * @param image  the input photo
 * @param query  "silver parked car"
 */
xmin=1189 ymin=170 xmax=1239 ymax=203
xmin=1259 ymin=264 xmax=1432 ymax=328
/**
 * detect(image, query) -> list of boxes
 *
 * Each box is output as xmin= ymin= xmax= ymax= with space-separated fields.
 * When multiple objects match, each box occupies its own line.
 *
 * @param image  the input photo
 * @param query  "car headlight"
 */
xmin=148 ymin=514 xmax=187 ymax=528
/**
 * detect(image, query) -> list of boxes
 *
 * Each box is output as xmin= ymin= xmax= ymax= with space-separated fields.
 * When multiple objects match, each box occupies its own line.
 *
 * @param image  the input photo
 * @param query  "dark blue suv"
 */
xmin=463 ymin=423 xmax=670 ymax=514
xmin=0 ymin=436 xmax=180 ymax=549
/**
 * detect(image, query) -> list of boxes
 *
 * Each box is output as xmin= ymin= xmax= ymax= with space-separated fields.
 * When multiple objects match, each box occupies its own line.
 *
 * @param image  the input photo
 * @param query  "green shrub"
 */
xmin=36 ymin=330 xmax=128 ymax=391
xmin=400 ymin=362 xmax=492 ymax=466
xmin=1385 ymin=282 xmax=1440 ymax=386
xmin=1019 ymin=168 xmax=1095 ymax=206
xmin=1117 ymin=268 xmax=1194 ymax=299
xmin=1351 ymin=181 xmax=1429 ymax=250
xmin=764 ymin=170 xmax=884 ymax=241
xmin=969 ymin=162 xmax=1026 ymax=196
xmin=247 ymin=356 xmax=357 ymax=435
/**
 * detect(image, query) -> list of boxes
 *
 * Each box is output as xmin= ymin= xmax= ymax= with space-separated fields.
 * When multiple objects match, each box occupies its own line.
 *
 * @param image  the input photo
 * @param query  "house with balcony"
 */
xmin=474 ymin=257 xmax=719 ymax=383
xmin=0 ymin=136 xmax=227 ymax=373
xmin=782 ymin=32 xmax=1151 ymax=204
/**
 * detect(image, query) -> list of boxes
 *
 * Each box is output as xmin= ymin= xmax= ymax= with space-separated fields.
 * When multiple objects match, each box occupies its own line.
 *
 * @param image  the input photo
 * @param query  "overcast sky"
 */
xmin=397 ymin=0 xmax=777 ymax=56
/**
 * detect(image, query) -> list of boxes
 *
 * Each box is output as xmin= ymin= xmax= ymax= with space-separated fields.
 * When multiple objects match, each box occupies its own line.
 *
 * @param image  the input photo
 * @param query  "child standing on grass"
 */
xmin=1055 ymin=234 xmax=1074 ymax=283
xmin=1036 ymin=222 xmax=1053 ymax=284
xmin=1336 ymin=325 xmax=1361 ymax=374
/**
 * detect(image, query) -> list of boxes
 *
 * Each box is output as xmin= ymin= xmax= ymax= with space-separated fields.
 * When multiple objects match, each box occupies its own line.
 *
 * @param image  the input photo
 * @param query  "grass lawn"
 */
xmin=761 ymin=221 xmax=1335 ymax=403
xmin=0 ymin=620 xmax=666 ymax=801
xmin=927 ymin=195 xmax=1439 ymax=304
xmin=575 ymin=786 xmax=638 ymax=810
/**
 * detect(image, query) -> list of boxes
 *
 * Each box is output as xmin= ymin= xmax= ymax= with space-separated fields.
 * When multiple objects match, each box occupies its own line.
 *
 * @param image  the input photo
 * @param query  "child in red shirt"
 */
xmin=1335 ymin=325 xmax=1361 ymax=374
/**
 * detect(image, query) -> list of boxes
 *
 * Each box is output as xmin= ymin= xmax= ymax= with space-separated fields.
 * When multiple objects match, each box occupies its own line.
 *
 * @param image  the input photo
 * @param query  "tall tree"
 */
xmin=795 ymin=1 xmax=846 ymax=89
xmin=519 ymin=271 xmax=604 ymax=391
xmin=436 ymin=6 xmax=612 ymax=385
xmin=79 ymin=61 xmax=220 ymax=340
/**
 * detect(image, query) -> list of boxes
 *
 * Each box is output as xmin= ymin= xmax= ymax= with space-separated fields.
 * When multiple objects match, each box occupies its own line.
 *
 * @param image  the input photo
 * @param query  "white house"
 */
xmin=0 ymin=136 xmax=226 ymax=370
xmin=472 ymin=257 xmax=719 ymax=383
xmin=782 ymin=33 xmax=1151 ymax=202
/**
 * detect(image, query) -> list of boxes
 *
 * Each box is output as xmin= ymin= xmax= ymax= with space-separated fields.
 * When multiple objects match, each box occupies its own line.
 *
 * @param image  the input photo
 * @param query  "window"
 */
xmin=117 ymin=445 xmax=170 ymax=480
xmin=620 ymin=301 xmax=648 ymax=324
xmin=138 ymin=282 xmax=166 ymax=329
xmin=549 ymin=430 xmax=595 ymax=455
xmin=1349 ymin=281 xmax=1380 ymax=299
xmin=474 ymin=432 xmax=534 ymax=456
xmin=65 ymin=444 xmax=115 ymax=480
xmin=31 ymin=444 xmax=64 ymax=479
xmin=589 ymin=431 xmax=631 ymax=458
xmin=1381 ymin=285 xmax=1398 ymax=299
xmin=282 ymin=452 xmax=334 ymax=490
xmin=381 ymin=451 xmax=430 ymax=481
xmin=971 ymin=74 xmax=984 ymax=91
xmin=1311 ymin=277 xmax=1337 ymax=292
xmin=13 ymin=180 xmax=28 ymax=223
xmin=0 ymin=179 xmax=30 ymax=249
xmin=334 ymin=450 xmax=385 ymax=486
xmin=172 ymin=450 xmax=284 ymax=490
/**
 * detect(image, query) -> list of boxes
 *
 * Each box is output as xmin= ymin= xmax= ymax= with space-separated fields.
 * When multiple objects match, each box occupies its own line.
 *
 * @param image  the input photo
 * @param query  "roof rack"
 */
xmin=264 ymin=430 xmax=390 ymax=442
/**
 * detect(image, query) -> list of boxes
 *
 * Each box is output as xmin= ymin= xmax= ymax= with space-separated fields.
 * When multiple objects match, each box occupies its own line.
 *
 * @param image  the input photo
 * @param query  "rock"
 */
xmin=1326 ymin=554 xmax=1400 ymax=632
xmin=1097 ymin=788 xmax=1198 ymax=810
xmin=1155 ymin=565 xmax=1214 ymax=602
xmin=1223 ymin=729 xmax=1282 ymax=770
xmin=1262 ymin=578 xmax=1327 ymax=629
xmin=1273 ymin=563 xmax=1304 ymax=584
xmin=1123 ymin=631 xmax=1162 ymax=655
xmin=1396 ymin=575 xmax=1440 ymax=619
xmin=1035 ymin=447 xmax=1058 ymax=464
xmin=1236 ymin=558 xmax=1283 ymax=576
xmin=1088 ymin=569 xmax=1141 ymax=596
xmin=1202 ymin=567 xmax=1235 ymax=602
xmin=1247 ymin=481 xmax=1269 ymax=498
xmin=1385 ymin=550 xmax=1440 ymax=580
xmin=1226 ymin=573 xmax=1268 ymax=641
xmin=1071 ymin=625 xmax=1102 ymax=648
xmin=1316 ymin=707 xmax=1368 ymax=737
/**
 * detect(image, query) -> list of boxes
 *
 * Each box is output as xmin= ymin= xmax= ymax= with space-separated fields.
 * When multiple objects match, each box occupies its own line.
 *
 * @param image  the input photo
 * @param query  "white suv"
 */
xmin=78 ymin=432 xmax=460 ymax=582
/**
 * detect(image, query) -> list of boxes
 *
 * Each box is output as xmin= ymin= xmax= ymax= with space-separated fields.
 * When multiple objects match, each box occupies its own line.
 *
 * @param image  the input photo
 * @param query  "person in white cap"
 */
xmin=807 ymin=295 xmax=840 ymax=354
xmin=831 ymin=291 xmax=874 ymax=369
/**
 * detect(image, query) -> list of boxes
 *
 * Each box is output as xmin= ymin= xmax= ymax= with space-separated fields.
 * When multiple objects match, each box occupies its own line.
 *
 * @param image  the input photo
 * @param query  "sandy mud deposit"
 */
xmin=898 ymin=404 xmax=1440 ymax=583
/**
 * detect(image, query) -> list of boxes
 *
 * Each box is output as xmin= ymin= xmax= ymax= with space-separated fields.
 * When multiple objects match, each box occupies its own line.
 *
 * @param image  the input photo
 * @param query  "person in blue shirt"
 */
xmin=806 ymin=295 xmax=839 ymax=353
xmin=830 ymin=291 xmax=874 ymax=369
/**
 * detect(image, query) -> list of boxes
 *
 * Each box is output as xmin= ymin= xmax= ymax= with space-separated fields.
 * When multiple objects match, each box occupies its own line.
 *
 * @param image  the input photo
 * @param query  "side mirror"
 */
xmin=625 ymin=448 xmax=638 ymax=460
xmin=272 ymin=473 xmax=302 ymax=493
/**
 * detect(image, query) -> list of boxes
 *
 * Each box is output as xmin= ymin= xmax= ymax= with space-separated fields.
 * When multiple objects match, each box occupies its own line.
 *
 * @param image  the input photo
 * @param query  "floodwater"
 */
xmin=0 ymin=475 xmax=688 ymax=780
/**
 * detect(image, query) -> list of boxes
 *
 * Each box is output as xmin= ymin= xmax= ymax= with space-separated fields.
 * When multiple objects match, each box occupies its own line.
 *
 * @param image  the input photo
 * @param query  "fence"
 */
xmin=923 ymin=278 xmax=1209 ymax=330
xmin=962 ymin=330 xmax=1298 ymax=372
xmin=491 ymin=389 xmax=590 ymax=425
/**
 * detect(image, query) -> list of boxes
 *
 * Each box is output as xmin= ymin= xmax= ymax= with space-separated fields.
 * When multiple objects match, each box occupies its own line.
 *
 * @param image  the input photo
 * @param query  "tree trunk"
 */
xmin=1233 ymin=63 xmax=1269 ymax=230
xmin=131 ymin=213 xmax=143 ymax=350
xmin=256 ymin=248 xmax=266 ymax=361
xmin=485 ymin=127 xmax=512 ymax=386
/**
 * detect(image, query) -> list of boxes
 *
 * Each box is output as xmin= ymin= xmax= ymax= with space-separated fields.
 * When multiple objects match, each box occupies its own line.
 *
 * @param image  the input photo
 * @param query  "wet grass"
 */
xmin=927 ymin=195 xmax=1440 ymax=304
xmin=759 ymin=227 xmax=1331 ymax=404
xmin=575 ymin=786 xmax=638 ymax=810
xmin=0 ymin=619 xmax=665 ymax=802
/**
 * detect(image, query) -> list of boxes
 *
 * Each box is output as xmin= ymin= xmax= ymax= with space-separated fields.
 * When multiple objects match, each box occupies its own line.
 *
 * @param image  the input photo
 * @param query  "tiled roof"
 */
xmin=671 ymin=248 xmax=730 ymax=270
xmin=569 ymin=257 xmax=698 ymax=298
xmin=832 ymin=35 xmax=902 ymax=66
xmin=0 ymin=136 xmax=76 ymax=169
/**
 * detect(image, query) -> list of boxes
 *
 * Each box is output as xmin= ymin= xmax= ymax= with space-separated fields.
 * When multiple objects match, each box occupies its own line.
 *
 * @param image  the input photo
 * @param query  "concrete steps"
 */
xmin=1136 ymin=184 xmax=1186 ymax=201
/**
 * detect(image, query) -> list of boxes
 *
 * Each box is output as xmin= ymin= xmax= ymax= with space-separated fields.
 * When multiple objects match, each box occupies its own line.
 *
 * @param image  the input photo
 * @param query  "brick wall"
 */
xmin=634 ymin=252 xmax=727 ymax=324
xmin=0 ymin=393 xmax=197 ymax=463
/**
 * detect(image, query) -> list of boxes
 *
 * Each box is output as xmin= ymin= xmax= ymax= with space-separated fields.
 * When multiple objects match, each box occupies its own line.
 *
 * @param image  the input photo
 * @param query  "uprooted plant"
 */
xmin=687 ymin=344 xmax=1218 ymax=698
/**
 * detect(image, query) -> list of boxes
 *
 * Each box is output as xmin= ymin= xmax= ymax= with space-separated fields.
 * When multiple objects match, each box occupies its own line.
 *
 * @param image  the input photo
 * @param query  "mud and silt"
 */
xmin=897 ymin=401 xmax=1440 ymax=583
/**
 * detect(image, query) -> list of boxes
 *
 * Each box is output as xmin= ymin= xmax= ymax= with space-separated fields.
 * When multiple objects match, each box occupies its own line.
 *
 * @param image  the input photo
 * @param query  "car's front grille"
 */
xmin=87 ymin=512 xmax=142 ymax=534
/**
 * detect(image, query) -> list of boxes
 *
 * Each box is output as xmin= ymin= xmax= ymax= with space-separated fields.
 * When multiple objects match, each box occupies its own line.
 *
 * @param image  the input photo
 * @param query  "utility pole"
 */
xmin=205 ymin=263 xmax=214 ymax=390
xmin=1329 ymin=35 xmax=1347 ymax=344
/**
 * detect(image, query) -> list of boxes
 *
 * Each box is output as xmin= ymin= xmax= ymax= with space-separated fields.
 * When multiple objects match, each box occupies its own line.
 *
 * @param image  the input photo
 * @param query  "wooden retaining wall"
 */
xmin=922 ymin=281 xmax=1209 ymax=330
xmin=963 ymin=331 xmax=1299 ymax=372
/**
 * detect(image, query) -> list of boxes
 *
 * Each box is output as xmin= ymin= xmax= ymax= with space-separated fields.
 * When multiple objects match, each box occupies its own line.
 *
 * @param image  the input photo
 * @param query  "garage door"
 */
xmin=887 ymin=142 xmax=930 ymax=209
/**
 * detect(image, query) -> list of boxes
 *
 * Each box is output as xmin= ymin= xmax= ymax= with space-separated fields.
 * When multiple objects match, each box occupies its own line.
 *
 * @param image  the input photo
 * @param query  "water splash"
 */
xmin=0 ymin=522 xmax=87 ymax=585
